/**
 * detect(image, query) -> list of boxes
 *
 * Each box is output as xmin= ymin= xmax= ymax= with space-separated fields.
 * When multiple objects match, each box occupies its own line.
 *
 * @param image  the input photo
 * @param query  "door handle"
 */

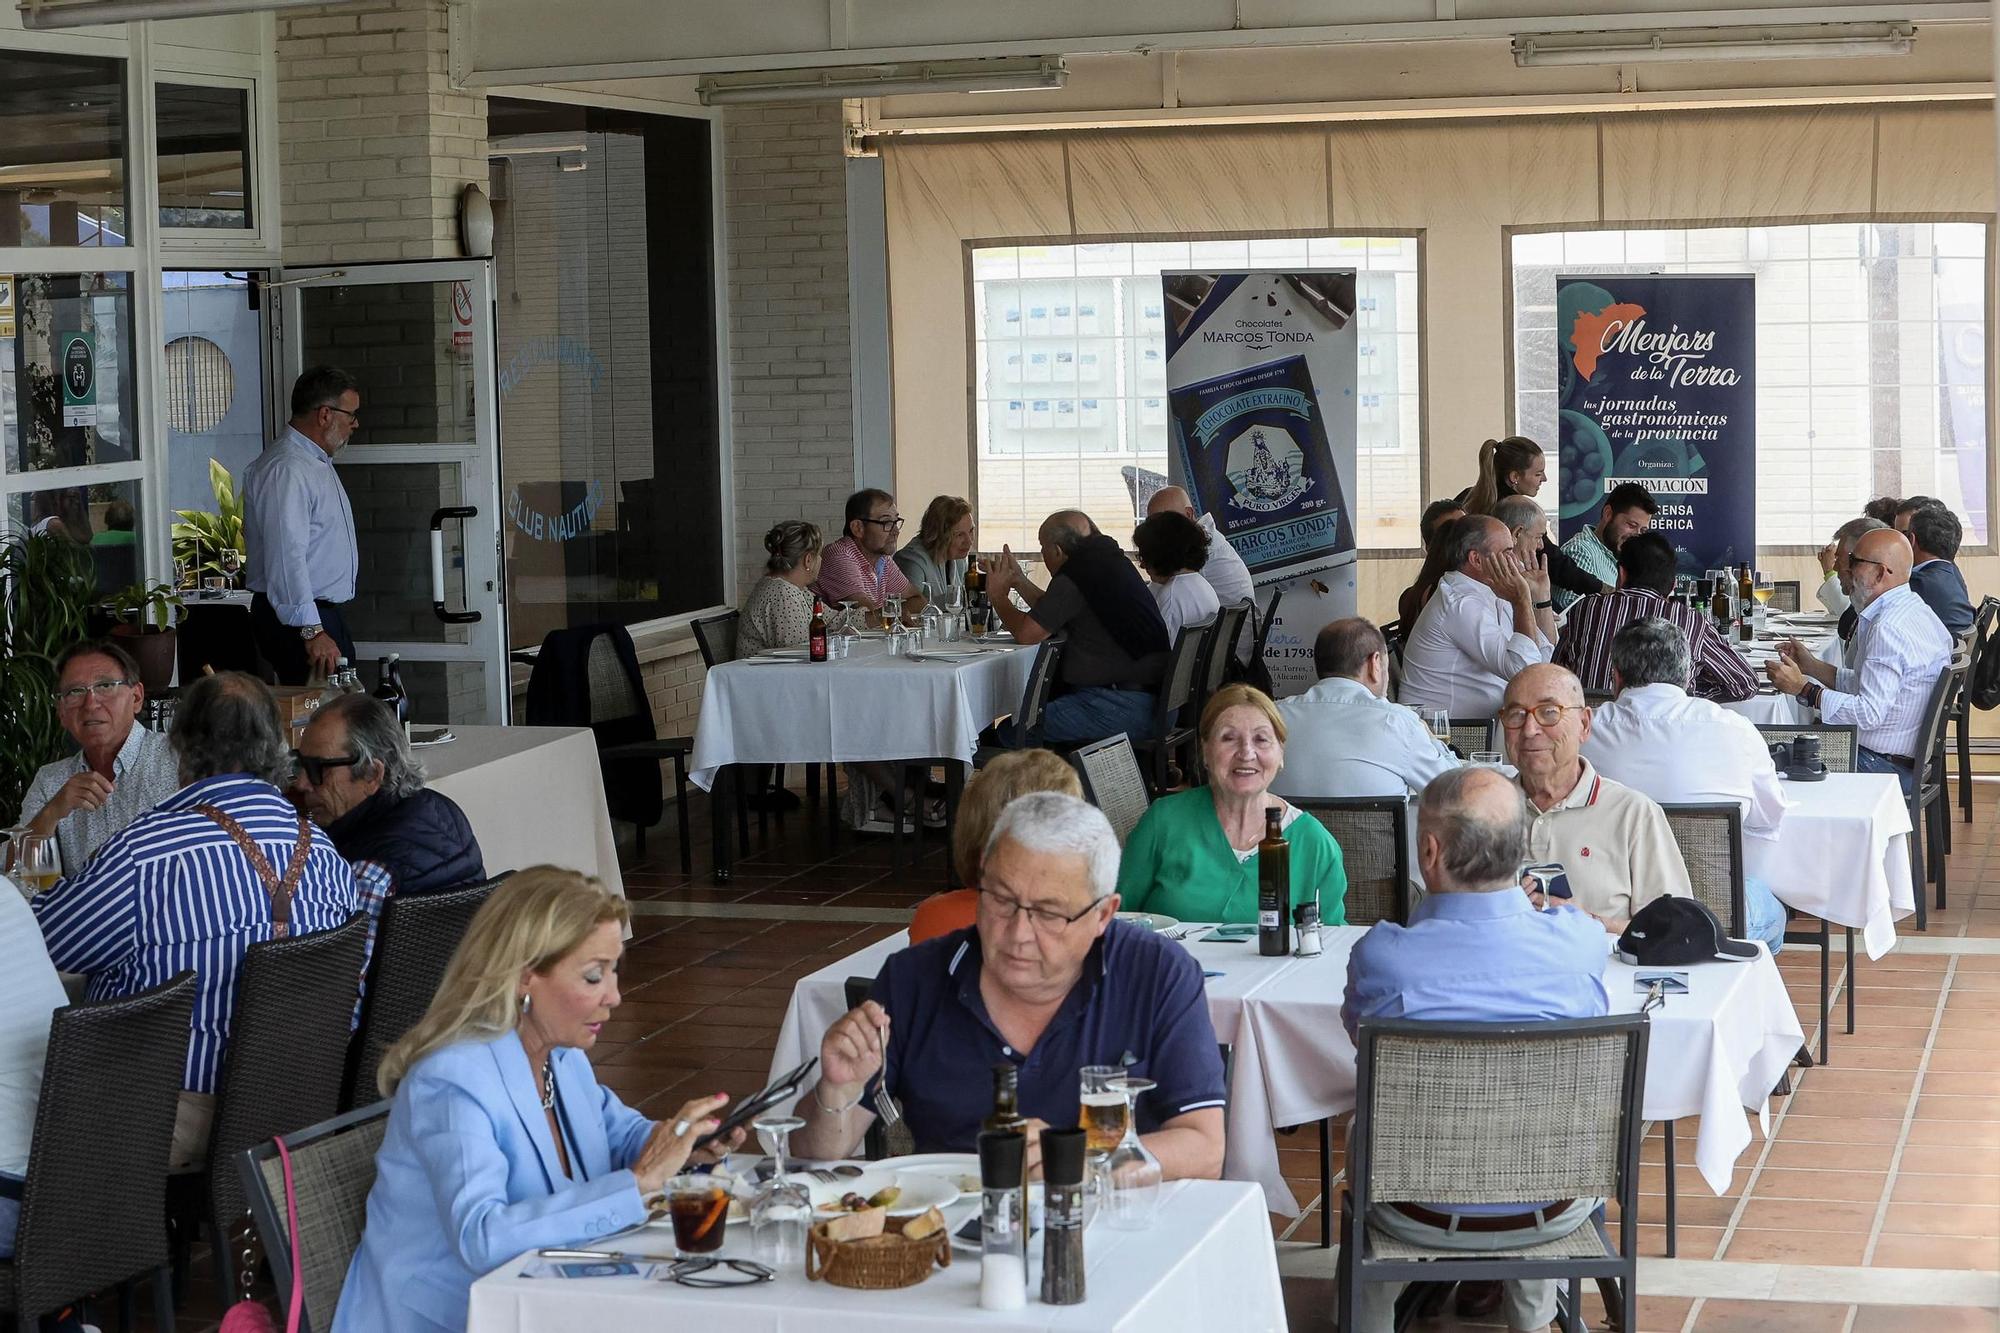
xmin=429 ymin=506 xmax=482 ymax=624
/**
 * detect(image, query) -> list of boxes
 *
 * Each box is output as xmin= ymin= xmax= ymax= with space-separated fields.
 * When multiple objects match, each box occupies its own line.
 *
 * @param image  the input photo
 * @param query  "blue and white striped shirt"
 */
xmin=33 ymin=774 xmax=359 ymax=1094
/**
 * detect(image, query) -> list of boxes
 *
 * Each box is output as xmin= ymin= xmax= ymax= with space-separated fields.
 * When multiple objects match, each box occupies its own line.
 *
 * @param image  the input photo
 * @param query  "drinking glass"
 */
xmin=882 ymin=595 xmax=904 ymax=631
xmin=666 ymin=1173 xmax=732 ymax=1256
xmin=750 ymin=1114 xmax=810 ymax=1268
xmin=1078 ymin=1064 xmax=1127 ymax=1206
xmin=1470 ymin=751 xmax=1506 ymax=768
xmin=6 ymin=833 xmax=58 ymax=897
xmin=836 ymin=600 xmax=861 ymax=642
xmin=1102 ymin=1075 xmax=1162 ymax=1230
xmin=1424 ymin=709 xmax=1452 ymax=747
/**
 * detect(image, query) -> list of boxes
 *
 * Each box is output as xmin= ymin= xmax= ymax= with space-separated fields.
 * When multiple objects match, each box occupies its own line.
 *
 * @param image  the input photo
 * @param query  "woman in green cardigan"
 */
xmin=1117 ymin=683 xmax=1347 ymax=925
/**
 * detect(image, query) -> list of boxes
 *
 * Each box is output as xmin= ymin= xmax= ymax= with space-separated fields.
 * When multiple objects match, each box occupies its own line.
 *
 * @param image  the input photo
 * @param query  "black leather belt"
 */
xmin=1387 ymin=1200 xmax=1577 ymax=1233
xmin=1878 ymin=753 xmax=1916 ymax=769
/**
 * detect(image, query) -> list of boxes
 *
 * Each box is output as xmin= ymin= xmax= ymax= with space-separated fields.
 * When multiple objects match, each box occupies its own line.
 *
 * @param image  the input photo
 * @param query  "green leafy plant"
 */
xmin=0 ymin=529 xmax=99 ymax=825
xmin=171 ymin=458 xmax=246 ymax=580
xmin=105 ymin=579 xmax=183 ymax=632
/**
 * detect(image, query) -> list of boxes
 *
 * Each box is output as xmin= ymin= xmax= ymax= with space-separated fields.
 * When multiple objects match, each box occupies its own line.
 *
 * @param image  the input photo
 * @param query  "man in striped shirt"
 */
xmin=1552 ymin=532 xmax=1757 ymax=703
xmin=1767 ymin=528 xmax=1953 ymax=796
xmin=34 ymin=672 xmax=357 ymax=1168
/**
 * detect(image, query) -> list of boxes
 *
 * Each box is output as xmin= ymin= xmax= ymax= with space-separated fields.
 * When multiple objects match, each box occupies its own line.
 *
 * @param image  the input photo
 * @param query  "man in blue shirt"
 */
xmin=791 ymin=792 xmax=1226 ymax=1180
xmin=243 ymin=366 xmax=362 ymax=684
xmin=1905 ymin=503 xmax=1974 ymax=637
xmin=1344 ymin=766 xmax=1609 ymax=1333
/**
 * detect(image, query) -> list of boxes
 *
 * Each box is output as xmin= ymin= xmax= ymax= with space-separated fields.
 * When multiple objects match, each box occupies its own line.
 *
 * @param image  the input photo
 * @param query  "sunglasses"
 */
xmin=291 ymin=749 xmax=360 ymax=785
xmin=665 ymin=1257 xmax=773 ymax=1287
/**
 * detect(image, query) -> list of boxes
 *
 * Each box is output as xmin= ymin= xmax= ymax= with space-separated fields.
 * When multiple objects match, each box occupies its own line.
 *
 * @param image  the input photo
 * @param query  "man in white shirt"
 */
xmin=1582 ymin=618 xmax=1789 ymax=951
xmin=1148 ymin=486 xmax=1254 ymax=655
xmin=1812 ymin=514 xmax=1888 ymax=622
xmin=0 ymin=889 xmax=69 ymax=1257
xmin=1768 ymin=528 xmax=1954 ymax=797
xmin=1272 ymin=618 xmax=1459 ymax=799
xmin=1399 ymin=515 xmax=1556 ymax=718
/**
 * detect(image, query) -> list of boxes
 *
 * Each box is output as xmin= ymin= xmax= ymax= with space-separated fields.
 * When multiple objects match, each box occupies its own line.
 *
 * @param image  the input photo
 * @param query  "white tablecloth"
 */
xmin=466 ymin=1178 xmax=1285 ymax=1333
xmin=422 ymin=725 xmax=624 ymax=901
xmin=1750 ymin=772 xmax=1914 ymax=959
xmin=1719 ymin=692 xmax=1812 ymax=726
xmin=690 ymin=639 xmax=1040 ymax=790
xmin=772 ymin=923 xmax=1800 ymax=1212
xmin=1608 ymin=944 xmax=1802 ymax=1194
xmin=1721 ymin=625 xmax=1838 ymax=726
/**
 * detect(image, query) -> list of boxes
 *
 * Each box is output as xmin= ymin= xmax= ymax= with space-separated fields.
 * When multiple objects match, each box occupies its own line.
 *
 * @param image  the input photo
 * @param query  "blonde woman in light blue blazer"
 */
xmin=334 ymin=868 xmax=743 ymax=1332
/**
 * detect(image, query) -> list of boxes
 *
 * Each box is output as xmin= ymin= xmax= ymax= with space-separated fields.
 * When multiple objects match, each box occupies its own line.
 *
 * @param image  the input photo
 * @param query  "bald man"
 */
xmin=1501 ymin=663 xmax=1690 ymax=934
xmin=1767 ymin=527 xmax=1953 ymax=795
xmin=1147 ymin=487 xmax=1255 ymax=653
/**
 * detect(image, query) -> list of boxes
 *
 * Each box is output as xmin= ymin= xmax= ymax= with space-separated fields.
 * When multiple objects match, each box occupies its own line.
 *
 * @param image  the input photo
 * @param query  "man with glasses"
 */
xmin=243 ymin=365 xmax=363 ymax=684
xmin=289 ymin=694 xmax=484 ymax=976
xmin=1767 ymin=528 xmax=1953 ymax=797
xmin=19 ymin=640 xmax=179 ymax=875
xmin=1501 ymin=663 xmax=1690 ymax=935
xmin=791 ymin=792 xmax=1226 ymax=1180
xmin=812 ymin=488 xmax=927 ymax=616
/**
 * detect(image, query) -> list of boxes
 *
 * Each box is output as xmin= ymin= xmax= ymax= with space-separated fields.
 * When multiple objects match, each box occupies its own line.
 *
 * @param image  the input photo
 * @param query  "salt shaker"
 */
xmin=1292 ymin=898 xmax=1323 ymax=958
xmin=977 ymin=1130 xmax=1028 ymax=1310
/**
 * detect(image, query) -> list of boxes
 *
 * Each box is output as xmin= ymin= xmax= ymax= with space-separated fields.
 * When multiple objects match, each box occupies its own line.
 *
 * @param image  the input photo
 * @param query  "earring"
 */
xmin=520 ymin=992 xmax=531 ymax=1015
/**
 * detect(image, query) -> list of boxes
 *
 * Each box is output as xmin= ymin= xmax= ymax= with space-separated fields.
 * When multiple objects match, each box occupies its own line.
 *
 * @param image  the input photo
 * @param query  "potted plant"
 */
xmin=172 ymin=458 xmax=247 ymax=586
xmin=0 ymin=529 xmax=99 ymax=826
xmin=106 ymin=580 xmax=184 ymax=696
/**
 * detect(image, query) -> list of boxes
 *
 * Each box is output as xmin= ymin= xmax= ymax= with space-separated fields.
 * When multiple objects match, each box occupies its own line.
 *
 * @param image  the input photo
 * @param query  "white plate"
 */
xmin=1116 ymin=911 xmax=1180 ymax=933
xmin=806 ymin=1168 xmax=959 ymax=1217
xmin=759 ymin=648 xmax=812 ymax=659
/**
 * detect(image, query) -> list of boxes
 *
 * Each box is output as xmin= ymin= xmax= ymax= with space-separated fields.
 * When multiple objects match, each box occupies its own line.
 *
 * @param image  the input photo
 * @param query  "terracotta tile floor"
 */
xmin=170 ymin=774 xmax=2000 ymax=1331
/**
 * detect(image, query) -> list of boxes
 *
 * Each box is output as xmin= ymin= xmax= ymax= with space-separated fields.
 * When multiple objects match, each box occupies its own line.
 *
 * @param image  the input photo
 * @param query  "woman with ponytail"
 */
xmin=1457 ymin=436 xmax=1607 ymax=601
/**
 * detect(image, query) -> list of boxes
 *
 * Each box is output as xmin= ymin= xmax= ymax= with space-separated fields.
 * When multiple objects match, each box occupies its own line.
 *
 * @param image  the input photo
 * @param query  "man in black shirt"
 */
xmin=986 ymin=510 xmax=1170 ymax=744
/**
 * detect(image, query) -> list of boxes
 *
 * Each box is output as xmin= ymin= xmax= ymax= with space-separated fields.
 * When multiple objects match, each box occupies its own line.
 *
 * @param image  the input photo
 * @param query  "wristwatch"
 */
xmin=300 ymin=624 xmax=324 ymax=642
xmin=1802 ymin=680 xmax=1825 ymax=709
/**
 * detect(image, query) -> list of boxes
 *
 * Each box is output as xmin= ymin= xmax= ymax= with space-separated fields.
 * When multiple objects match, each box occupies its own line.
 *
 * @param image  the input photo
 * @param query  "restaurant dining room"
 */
xmin=0 ymin=0 xmax=1997 ymax=1329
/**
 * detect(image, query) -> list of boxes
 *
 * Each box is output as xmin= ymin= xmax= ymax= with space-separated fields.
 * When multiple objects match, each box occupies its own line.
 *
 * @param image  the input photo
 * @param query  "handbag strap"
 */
xmin=275 ymin=1136 xmax=304 ymax=1333
xmin=194 ymin=804 xmax=312 ymax=939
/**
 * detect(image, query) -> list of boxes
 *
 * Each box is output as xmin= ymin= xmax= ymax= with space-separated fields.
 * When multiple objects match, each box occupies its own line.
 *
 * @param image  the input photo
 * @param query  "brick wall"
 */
xmin=723 ymin=101 xmax=856 ymax=595
xmin=277 ymin=0 xmax=488 ymax=264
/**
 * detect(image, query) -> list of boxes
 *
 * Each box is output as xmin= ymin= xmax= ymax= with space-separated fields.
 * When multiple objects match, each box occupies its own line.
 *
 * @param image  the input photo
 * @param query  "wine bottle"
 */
xmin=1257 ymin=807 xmax=1291 ymax=957
xmin=809 ymin=598 xmax=828 ymax=662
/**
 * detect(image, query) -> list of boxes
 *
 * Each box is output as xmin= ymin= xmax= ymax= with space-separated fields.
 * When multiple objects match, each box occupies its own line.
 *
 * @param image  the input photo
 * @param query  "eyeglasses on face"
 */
xmin=978 ymin=886 xmax=1108 ymax=932
xmin=291 ymin=749 xmax=360 ymax=786
xmin=1498 ymin=702 xmax=1584 ymax=731
xmin=53 ymin=679 xmax=134 ymax=707
xmin=325 ymin=405 xmax=360 ymax=424
xmin=861 ymin=515 xmax=904 ymax=530
xmin=1847 ymin=555 xmax=1887 ymax=576
xmin=666 ymin=1257 xmax=773 ymax=1287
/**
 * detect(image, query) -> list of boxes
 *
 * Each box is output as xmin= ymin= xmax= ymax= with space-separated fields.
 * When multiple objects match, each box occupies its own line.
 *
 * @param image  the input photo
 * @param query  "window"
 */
xmin=0 ymin=49 xmax=127 ymax=247
xmin=5 ymin=477 xmax=143 ymax=597
xmin=1512 ymin=222 xmax=1989 ymax=547
xmin=1 ymin=273 xmax=137 ymax=475
xmin=162 ymin=336 xmax=234 ymax=432
xmin=488 ymin=98 xmax=723 ymax=648
xmin=971 ymin=236 xmax=1422 ymax=552
xmin=162 ymin=272 xmax=264 ymax=516
xmin=156 ymin=82 xmax=252 ymax=230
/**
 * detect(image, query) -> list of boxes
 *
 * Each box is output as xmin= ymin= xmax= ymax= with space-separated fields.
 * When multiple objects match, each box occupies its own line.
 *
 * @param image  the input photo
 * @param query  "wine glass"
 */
xmin=6 ymin=833 xmax=58 ymax=898
xmin=750 ymin=1114 xmax=811 ymax=1268
xmin=1752 ymin=571 xmax=1775 ymax=628
xmin=1102 ymin=1075 xmax=1162 ymax=1230
xmin=836 ymin=600 xmax=861 ymax=641
xmin=1424 ymin=708 xmax=1452 ymax=748
xmin=882 ymin=594 xmax=904 ymax=632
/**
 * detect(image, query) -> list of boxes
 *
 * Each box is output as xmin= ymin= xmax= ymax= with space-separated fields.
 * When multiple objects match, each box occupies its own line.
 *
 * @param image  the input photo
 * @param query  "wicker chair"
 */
xmin=173 ymin=915 xmax=371 ymax=1307
xmin=1768 ymin=580 xmax=1801 ymax=613
xmin=0 ymin=973 xmax=195 ymax=1333
xmin=238 ymin=1103 xmax=390 ymax=1333
xmin=1953 ymin=596 xmax=1998 ymax=823
xmin=1754 ymin=723 xmax=1858 ymax=773
xmin=1292 ymin=798 xmax=1411 ymax=928
xmin=344 ymin=876 xmax=508 ymax=1109
xmin=1448 ymin=718 xmax=1498 ymax=757
xmin=1072 ymin=733 xmax=1153 ymax=847
xmin=1131 ymin=619 xmax=1214 ymax=794
xmin=1338 ymin=1015 xmax=1647 ymax=1333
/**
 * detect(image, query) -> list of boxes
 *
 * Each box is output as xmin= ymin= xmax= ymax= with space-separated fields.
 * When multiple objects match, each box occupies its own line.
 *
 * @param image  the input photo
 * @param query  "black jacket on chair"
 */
xmin=524 ymin=623 xmax=665 ymax=832
xmin=327 ymin=787 xmax=485 ymax=896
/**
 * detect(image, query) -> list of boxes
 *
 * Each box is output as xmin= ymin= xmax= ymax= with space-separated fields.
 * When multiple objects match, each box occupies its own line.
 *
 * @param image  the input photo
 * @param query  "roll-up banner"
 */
xmin=1555 ymin=274 xmax=1756 ymax=575
xmin=1163 ymin=271 xmax=1359 ymax=697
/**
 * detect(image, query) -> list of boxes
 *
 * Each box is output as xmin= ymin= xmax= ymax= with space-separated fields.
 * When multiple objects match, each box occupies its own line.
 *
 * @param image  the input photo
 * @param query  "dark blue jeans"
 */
xmin=1858 ymin=746 xmax=1916 ymax=798
xmin=1033 ymin=687 xmax=1158 ymax=746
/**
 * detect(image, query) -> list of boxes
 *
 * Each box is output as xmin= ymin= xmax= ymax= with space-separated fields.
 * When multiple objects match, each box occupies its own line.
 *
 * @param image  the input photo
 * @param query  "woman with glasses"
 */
xmin=335 ymin=868 xmax=747 ymax=1333
xmin=1115 ymin=684 xmax=1348 ymax=926
xmin=18 ymin=639 xmax=179 ymax=876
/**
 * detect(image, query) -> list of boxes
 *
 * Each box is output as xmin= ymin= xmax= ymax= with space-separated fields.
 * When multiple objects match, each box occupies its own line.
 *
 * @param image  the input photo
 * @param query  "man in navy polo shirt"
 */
xmin=790 ymin=792 xmax=1227 ymax=1180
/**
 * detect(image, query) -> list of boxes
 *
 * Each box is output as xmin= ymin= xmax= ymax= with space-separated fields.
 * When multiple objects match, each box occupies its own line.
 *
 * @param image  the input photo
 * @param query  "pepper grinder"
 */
xmin=1040 ymin=1128 xmax=1088 ymax=1306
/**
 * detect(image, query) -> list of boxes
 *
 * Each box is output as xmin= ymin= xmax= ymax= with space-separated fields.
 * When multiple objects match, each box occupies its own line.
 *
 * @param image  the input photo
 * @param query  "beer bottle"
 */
xmin=1258 ymin=807 xmax=1291 ymax=957
xmin=809 ymin=598 xmax=828 ymax=662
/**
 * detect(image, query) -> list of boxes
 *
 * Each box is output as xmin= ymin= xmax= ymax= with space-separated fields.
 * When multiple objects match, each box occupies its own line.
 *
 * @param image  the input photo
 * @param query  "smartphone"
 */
xmin=692 ymin=1056 xmax=818 ymax=1152
xmin=1521 ymin=863 xmax=1573 ymax=902
xmin=1209 ymin=924 xmax=1258 ymax=941
xmin=1634 ymin=971 xmax=1690 ymax=995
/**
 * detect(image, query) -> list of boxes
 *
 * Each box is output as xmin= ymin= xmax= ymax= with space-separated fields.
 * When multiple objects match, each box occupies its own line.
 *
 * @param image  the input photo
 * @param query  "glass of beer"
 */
xmin=7 ymin=833 xmax=58 ymax=896
xmin=1080 ymin=1065 xmax=1129 ymax=1154
xmin=666 ymin=1174 xmax=732 ymax=1256
xmin=882 ymin=595 xmax=903 ymax=631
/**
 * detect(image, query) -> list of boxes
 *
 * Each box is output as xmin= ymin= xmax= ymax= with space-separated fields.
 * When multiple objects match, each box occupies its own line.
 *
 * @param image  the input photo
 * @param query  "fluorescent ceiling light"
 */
xmin=699 ymin=57 xmax=1066 ymax=105
xmin=1512 ymin=22 xmax=1915 ymax=67
xmin=20 ymin=0 xmax=329 ymax=27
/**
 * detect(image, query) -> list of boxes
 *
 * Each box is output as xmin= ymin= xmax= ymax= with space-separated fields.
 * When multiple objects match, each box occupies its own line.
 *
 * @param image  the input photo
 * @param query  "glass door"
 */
xmin=277 ymin=261 xmax=507 ymax=724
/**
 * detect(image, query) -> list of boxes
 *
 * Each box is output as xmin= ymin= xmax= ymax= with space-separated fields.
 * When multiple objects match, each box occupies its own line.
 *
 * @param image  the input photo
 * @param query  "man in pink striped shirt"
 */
xmin=813 ymin=488 xmax=928 ymax=615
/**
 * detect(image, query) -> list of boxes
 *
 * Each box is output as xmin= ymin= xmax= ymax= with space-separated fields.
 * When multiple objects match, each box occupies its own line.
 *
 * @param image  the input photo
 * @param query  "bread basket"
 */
xmin=805 ymin=1214 xmax=951 ymax=1290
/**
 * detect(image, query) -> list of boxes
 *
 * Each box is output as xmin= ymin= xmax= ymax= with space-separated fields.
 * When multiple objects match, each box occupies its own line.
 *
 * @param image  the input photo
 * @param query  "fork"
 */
xmin=873 ymin=1016 xmax=916 ymax=1156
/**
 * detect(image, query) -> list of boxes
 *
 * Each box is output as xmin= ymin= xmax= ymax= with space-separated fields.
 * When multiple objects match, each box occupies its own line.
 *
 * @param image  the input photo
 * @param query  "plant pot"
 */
xmin=111 ymin=623 xmax=178 ymax=696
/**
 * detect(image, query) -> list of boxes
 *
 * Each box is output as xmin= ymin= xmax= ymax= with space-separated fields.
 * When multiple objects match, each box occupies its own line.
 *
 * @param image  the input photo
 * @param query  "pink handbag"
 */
xmin=218 ymin=1137 xmax=304 ymax=1333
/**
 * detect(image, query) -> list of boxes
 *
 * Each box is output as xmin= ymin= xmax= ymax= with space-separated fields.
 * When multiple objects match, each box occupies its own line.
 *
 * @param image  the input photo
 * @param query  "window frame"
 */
xmin=152 ymin=70 xmax=266 ymax=251
xmin=961 ymin=227 xmax=1430 ymax=557
xmin=1501 ymin=214 xmax=1997 ymax=558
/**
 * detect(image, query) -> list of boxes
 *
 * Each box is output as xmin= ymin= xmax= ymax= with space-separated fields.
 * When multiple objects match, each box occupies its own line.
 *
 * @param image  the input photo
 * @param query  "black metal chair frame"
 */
xmin=1338 ymin=1015 xmax=1648 ymax=1333
xmin=1910 ymin=662 xmax=1958 ymax=929
xmin=1953 ymin=596 xmax=1998 ymax=823
xmin=1133 ymin=619 xmax=1215 ymax=794
xmin=1193 ymin=599 xmax=1252 ymax=718
xmin=237 ymin=1102 xmax=391 ymax=1333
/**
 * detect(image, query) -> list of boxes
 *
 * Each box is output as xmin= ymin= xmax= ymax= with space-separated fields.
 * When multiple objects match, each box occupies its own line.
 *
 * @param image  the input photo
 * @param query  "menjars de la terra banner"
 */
xmin=1163 ymin=271 xmax=1360 ymax=696
xmin=1554 ymin=274 xmax=1756 ymax=575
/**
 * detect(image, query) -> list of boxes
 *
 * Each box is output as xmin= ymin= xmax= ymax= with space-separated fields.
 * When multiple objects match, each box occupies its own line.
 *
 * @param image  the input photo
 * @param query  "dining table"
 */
xmin=769 ymin=921 xmax=1802 ymax=1214
xmin=421 ymin=724 xmax=626 ymax=901
xmin=466 ymin=1177 xmax=1286 ymax=1333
